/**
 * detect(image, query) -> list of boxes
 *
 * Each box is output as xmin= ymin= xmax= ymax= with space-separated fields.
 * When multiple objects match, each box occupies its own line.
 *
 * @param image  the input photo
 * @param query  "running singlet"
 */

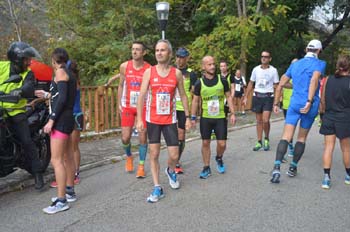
xmin=175 ymin=68 xmax=193 ymax=111
xmin=200 ymin=77 xmax=225 ymax=119
xmin=146 ymin=66 xmax=177 ymax=124
xmin=121 ymin=60 xmax=151 ymax=108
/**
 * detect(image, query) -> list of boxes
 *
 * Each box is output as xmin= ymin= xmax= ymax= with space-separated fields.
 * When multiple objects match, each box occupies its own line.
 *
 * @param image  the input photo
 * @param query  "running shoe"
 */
xmin=253 ymin=142 xmax=262 ymax=151
xmin=288 ymin=143 xmax=294 ymax=157
xmin=125 ymin=156 xmax=134 ymax=172
xmin=345 ymin=175 xmax=350 ymax=185
xmin=50 ymin=180 xmax=58 ymax=188
xmin=147 ymin=186 xmax=164 ymax=203
xmin=270 ymin=168 xmax=281 ymax=184
xmin=51 ymin=193 xmax=77 ymax=203
xmin=321 ymin=175 xmax=331 ymax=189
xmin=43 ymin=199 xmax=69 ymax=215
xmin=136 ymin=164 xmax=146 ymax=178
xmin=287 ymin=166 xmax=297 ymax=177
xmin=74 ymin=175 xmax=81 ymax=185
xmin=263 ymin=139 xmax=270 ymax=151
xmin=199 ymin=167 xmax=212 ymax=179
xmin=216 ymin=159 xmax=225 ymax=174
xmin=165 ymin=168 xmax=180 ymax=189
xmin=175 ymin=164 xmax=184 ymax=174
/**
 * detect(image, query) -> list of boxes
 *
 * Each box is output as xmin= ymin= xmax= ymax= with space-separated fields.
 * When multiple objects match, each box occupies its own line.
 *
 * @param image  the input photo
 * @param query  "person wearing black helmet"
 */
xmin=0 ymin=42 xmax=44 ymax=189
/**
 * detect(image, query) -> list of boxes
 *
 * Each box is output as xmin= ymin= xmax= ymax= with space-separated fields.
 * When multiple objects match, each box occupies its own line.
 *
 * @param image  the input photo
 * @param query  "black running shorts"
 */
xmin=146 ymin=122 xmax=179 ymax=146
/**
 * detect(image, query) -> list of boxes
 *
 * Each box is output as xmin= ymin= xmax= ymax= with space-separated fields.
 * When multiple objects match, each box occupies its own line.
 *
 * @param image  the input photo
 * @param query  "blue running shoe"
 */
xmin=270 ymin=168 xmax=281 ymax=184
xmin=165 ymin=168 xmax=180 ymax=189
xmin=147 ymin=186 xmax=164 ymax=203
xmin=345 ymin=175 xmax=350 ymax=185
xmin=216 ymin=159 xmax=225 ymax=174
xmin=199 ymin=167 xmax=211 ymax=179
xmin=321 ymin=175 xmax=331 ymax=189
xmin=288 ymin=143 xmax=294 ymax=157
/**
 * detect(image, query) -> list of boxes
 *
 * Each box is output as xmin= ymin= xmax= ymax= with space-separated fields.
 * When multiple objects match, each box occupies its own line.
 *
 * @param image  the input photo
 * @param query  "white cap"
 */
xmin=306 ymin=39 xmax=322 ymax=50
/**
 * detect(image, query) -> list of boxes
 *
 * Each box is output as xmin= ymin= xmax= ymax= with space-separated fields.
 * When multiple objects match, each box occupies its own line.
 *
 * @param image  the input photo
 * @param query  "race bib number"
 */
xmin=207 ymin=99 xmax=220 ymax=116
xmin=130 ymin=91 xmax=140 ymax=107
xmin=156 ymin=92 xmax=171 ymax=115
xmin=257 ymin=79 xmax=267 ymax=89
xmin=235 ymin=83 xmax=241 ymax=92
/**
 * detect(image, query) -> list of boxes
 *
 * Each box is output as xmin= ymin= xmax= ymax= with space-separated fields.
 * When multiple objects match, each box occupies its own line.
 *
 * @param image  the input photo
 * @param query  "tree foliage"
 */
xmin=1 ymin=0 xmax=348 ymax=83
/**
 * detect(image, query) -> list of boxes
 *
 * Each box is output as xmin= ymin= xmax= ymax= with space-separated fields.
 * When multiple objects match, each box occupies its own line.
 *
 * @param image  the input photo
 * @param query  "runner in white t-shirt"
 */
xmin=243 ymin=51 xmax=279 ymax=151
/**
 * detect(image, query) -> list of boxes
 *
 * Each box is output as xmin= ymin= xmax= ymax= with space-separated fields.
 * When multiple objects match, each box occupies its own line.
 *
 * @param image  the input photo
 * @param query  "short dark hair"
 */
xmin=132 ymin=41 xmax=146 ymax=51
xmin=219 ymin=59 xmax=228 ymax=65
xmin=261 ymin=50 xmax=271 ymax=56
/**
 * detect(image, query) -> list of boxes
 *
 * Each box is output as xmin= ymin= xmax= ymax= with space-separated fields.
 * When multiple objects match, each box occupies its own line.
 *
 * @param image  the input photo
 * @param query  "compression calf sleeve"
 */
xmin=139 ymin=144 xmax=148 ymax=164
xmin=274 ymin=140 xmax=289 ymax=165
xmin=122 ymin=143 xmax=132 ymax=156
xmin=292 ymin=141 xmax=306 ymax=166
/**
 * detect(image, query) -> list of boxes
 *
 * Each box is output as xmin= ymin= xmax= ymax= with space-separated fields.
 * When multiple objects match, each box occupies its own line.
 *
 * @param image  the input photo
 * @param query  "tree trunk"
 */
xmin=7 ymin=0 xmax=21 ymax=41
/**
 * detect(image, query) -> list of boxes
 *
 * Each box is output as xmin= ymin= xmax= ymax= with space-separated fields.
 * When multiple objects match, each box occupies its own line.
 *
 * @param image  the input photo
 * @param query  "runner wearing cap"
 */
xmin=270 ymin=39 xmax=326 ymax=184
xmin=174 ymin=47 xmax=197 ymax=174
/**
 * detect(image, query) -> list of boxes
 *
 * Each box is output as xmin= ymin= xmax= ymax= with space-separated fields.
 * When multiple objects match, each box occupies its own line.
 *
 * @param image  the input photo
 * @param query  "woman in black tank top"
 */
xmin=319 ymin=55 xmax=350 ymax=190
xmin=41 ymin=48 xmax=77 ymax=214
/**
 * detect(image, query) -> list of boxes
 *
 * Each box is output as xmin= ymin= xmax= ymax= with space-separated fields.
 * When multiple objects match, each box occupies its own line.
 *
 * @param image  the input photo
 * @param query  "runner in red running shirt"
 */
xmin=118 ymin=41 xmax=151 ymax=178
xmin=136 ymin=40 xmax=191 ymax=203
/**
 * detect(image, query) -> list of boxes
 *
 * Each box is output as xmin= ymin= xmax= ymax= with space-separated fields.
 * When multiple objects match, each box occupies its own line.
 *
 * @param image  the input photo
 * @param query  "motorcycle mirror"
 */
xmin=2 ymin=75 xmax=22 ymax=84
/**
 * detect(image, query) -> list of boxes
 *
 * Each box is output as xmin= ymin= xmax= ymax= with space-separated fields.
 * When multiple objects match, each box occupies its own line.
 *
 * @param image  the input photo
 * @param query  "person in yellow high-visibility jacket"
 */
xmin=0 ymin=42 xmax=44 ymax=189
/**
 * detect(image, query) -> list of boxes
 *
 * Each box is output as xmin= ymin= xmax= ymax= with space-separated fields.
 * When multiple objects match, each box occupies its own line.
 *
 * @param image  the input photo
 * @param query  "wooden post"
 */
xmin=104 ymin=86 xmax=110 ymax=129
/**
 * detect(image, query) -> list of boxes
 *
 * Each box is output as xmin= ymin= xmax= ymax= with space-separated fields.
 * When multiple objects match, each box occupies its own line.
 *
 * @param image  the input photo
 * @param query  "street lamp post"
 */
xmin=156 ymin=2 xmax=170 ymax=40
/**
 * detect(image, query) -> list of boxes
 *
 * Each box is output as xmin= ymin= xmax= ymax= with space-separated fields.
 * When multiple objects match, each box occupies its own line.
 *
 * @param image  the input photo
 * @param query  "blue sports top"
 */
xmin=285 ymin=55 xmax=326 ymax=106
xmin=73 ymin=88 xmax=82 ymax=114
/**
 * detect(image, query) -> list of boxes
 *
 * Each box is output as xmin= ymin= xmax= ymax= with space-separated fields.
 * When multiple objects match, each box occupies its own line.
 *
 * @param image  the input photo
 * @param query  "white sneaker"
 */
xmin=43 ymin=200 xmax=69 ymax=214
xmin=165 ymin=168 xmax=180 ymax=189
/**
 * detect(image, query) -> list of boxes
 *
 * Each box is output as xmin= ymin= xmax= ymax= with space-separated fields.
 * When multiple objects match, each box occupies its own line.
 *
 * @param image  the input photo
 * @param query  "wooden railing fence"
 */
xmin=79 ymin=85 xmax=252 ymax=133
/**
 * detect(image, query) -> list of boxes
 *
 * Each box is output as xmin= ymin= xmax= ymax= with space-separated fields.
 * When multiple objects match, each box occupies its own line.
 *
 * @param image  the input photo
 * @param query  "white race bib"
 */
xmin=156 ymin=92 xmax=171 ymax=115
xmin=235 ymin=83 xmax=241 ymax=92
xmin=129 ymin=90 xmax=140 ymax=107
xmin=257 ymin=79 xmax=267 ymax=89
xmin=207 ymin=99 xmax=220 ymax=116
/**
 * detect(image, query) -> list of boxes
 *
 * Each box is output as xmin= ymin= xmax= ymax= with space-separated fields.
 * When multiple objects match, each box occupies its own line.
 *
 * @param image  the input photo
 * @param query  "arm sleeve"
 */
xmin=50 ymin=81 xmax=68 ymax=121
xmin=20 ymin=71 xmax=35 ymax=98
xmin=193 ymin=79 xmax=201 ymax=96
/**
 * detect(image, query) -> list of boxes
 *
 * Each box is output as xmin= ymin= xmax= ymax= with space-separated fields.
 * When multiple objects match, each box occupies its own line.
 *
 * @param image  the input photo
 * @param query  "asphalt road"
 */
xmin=0 ymin=120 xmax=349 ymax=232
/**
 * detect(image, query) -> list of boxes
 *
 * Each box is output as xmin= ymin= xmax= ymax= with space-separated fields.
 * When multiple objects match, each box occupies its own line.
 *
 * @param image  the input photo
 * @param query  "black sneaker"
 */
xmin=270 ymin=166 xmax=281 ymax=184
xmin=287 ymin=166 xmax=297 ymax=177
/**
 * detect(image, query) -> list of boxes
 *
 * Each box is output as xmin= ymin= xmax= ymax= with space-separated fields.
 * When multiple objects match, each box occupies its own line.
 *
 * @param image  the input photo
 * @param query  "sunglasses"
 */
xmin=261 ymin=56 xmax=270 ymax=58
